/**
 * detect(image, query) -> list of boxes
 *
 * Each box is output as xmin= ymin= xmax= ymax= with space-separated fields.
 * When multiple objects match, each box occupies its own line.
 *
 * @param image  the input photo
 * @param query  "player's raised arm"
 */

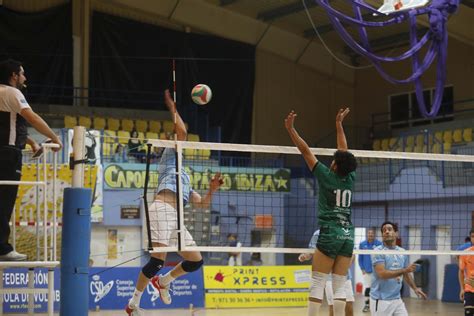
xmin=284 ymin=111 xmax=317 ymax=171
xmin=190 ymin=172 xmax=224 ymax=209
xmin=336 ymin=107 xmax=350 ymax=151
xmin=164 ymin=89 xmax=187 ymax=141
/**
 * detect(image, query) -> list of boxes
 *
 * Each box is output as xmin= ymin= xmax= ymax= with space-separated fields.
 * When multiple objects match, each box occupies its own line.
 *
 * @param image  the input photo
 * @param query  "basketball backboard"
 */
xmin=376 ymin=0 xmax=430 ymax=15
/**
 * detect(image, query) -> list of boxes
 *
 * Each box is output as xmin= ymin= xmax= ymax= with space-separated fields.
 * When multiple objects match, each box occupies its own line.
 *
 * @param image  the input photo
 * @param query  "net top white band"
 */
xmin=146 ymin=139 xmax=474 ymax=162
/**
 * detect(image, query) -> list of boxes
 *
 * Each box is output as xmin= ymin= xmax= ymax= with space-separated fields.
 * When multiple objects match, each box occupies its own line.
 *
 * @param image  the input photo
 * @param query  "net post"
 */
xmin=60 ymin=126 xmax=91 ymax=316
xmin=143 ymin=143 xmax=153 ymax=251
xmin=72 ymin=126 xmax=86 ymax=188
xmin=176 ymin=141 xmax=184 ymax=252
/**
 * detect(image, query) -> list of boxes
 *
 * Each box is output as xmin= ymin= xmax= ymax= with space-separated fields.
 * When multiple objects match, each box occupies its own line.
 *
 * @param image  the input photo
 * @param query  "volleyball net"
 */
xmin=144 ymin=139 xmax=474 ymax=256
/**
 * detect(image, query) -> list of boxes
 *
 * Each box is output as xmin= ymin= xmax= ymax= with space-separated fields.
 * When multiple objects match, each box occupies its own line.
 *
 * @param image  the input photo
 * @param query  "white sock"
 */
xmin=159 ymin=271 xmax=176 ymax=287
xmin=307 ymin=300 xmax=322 ymax=316
xmin=128 ymin=289 xmax=143 ymax=307
xmin=333 ymin=299 xmax=346 ymax=316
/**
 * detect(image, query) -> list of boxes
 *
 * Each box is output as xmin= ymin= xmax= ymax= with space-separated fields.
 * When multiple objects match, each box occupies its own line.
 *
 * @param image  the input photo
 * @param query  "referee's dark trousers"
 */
xmin=0 ymin=146 xmax=22 ymax=255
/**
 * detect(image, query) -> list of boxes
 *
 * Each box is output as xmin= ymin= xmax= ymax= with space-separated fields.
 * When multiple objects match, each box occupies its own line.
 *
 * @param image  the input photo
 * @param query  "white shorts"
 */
xmin=370 ymin=298 xmax=408 ymax=316
xmin=148 ymin=200 xmax=196 ymax=247
xmin=325 ymin=279 xmax=355 ymax=305
xmin=363 ymin=273 xmax=372 ymax=289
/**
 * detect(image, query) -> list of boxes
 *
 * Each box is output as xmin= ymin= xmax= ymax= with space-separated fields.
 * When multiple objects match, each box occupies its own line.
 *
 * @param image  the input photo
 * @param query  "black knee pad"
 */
xmin=364 ymin=288 xmax=371 ymax=297
xmin=181 ymin=259 xmax=204 ymax=272
xmin=142 ymin=257 xmax=164 ymax=279
xmin=465 ymin=307 xmax=474 ymax=316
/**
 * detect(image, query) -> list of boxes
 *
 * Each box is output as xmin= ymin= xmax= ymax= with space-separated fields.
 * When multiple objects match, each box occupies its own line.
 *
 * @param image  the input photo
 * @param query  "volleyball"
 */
xmin=191 ymin=84 xmax=212 ymax=105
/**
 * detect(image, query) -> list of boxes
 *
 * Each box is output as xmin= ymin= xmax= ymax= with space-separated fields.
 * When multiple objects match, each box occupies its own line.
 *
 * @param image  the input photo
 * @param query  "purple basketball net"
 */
xmin=313 ymin=0 xmax=459 ymax=118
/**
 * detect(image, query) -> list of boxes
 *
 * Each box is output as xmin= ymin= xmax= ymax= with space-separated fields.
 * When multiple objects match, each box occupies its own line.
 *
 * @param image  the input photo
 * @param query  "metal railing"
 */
xmin=0 ymin=142 xmax=60 ymax=316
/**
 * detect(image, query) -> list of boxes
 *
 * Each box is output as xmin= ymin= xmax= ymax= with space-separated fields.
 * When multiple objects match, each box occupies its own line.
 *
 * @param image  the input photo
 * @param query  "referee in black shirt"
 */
xmin=0 ymin=59 xmax=62 ymax=261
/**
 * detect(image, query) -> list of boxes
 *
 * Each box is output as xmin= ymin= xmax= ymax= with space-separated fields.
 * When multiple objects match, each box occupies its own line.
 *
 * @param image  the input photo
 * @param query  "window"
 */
xmin=389 ymin=86 xmax=453 ymax=129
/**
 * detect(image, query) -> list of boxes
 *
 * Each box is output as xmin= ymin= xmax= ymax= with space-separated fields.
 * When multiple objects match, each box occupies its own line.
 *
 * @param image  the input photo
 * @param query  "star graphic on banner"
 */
xmin=275 ymin=176 xmax=288 ymax=189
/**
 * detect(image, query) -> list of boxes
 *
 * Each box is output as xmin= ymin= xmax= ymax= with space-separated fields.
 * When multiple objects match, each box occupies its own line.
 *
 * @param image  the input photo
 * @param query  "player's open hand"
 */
xmin=298 ymin=253 xmax=311 ymax=262
xmin=164 ymin=89 xmax=176 ymax=113
xmin=210 ymin=172 xmax=224 ymax=192
xmin=285 ymin=111 xmax=297 ymax=130
xmin=415 ymin=288 xmax=427 ymax=300
xmin=336 ymin=108 xmax=350 ymax=123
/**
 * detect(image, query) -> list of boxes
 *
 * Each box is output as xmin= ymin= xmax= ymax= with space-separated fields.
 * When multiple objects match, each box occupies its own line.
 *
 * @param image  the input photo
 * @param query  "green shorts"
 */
xmin=316 ymin=224 xmax=354 ymax=259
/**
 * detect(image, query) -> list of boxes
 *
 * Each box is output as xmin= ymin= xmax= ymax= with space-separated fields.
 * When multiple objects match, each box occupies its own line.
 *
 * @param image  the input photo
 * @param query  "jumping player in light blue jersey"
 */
xmin=126 ymin=90 xmax=223 ymax=316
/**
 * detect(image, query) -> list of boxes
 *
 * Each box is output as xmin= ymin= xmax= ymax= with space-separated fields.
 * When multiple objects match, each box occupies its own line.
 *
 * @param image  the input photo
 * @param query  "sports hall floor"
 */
xmin=12 ymin=297 xmax=462 ymax=315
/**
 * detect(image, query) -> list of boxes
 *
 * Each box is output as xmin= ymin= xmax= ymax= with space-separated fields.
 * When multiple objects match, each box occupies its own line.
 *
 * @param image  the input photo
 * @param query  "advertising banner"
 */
xmin=103 ymin=163 xmax=290 ymax=192
xmin=89 ymin=267 xmax=204 ymax=310
xmin=1 ymin=268 xmax=60 ymax=313
xmin=2 ymin=267 xmax=204 ymax=312
xmin=203 ymin=266 xmax=311 ymax=308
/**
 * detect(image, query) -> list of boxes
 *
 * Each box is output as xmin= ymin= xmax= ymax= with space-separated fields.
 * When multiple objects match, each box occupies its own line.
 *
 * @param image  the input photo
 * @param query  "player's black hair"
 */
xmin=0 ymin=59 xmax=22 ymax=85
xmin=333 ymin=150 xmax=357 ymax=177
xmin=381 ymin=221 xmax=398 ymax=233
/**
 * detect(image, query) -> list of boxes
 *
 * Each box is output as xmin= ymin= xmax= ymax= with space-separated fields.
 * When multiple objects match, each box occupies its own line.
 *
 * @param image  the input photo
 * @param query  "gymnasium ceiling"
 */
xmin=202 ymin=0 xmax=474 ymax=63
xmin=3 ymin=0 xmax=473 ymax=67
xmin=101 ymin=0 xmax=474 ymax=67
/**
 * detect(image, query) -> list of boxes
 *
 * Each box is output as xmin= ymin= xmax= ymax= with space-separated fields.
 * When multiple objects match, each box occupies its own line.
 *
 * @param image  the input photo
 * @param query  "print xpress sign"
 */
xmin=103 ymin=163 xmax=290 ymax=192
xmin=203 ymin=266 xmax=311 ymax=308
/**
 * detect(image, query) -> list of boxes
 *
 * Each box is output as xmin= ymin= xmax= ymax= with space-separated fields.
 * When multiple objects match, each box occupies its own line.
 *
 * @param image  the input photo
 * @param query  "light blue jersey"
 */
xmin=370 ymin=245 xmax=409 ymax=300
xmin=308 ymin=230 xmax=352 ymax=280
xmin=157 ymin=148 xmax=193 ymax=204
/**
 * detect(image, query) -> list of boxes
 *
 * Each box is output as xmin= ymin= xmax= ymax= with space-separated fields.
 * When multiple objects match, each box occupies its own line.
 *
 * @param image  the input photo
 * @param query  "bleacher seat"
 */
xmin=137 ymin=132 xmax=145 ymax=141
xmin=117 ymin=130 xmax=130 ymax=145
xmin=103 ymin=130 xmax=116 ymax=143
xmin=415 ymin=134 xmax=425 ymax=147
xmin=406 ymin=135 xmax=415 ymax=148
xmin=434 ymin=131 xmax=443 ymax=143
xmin=432 ymin=143 xmax=442 ymax=154
xmin=159 ymin=132 xmax=170 ymax=140
xmin=135 ymin=120 xmax=148 ymax=133
xmin=122 ymin=119 xmax=134 ymax=132
xmin=404 ymin=146 xmax=414 ymax=153
xmin=162 ymin=121 xmax=174 ymax=133
xmin=78 ymin=116 xmax=92 ymax=128
xmin=107 ymin=118 xmax=120 ymax=131
xmin=381 ymin=139 xmax=389 ymax=151
xmin=188 ymin=134 xmax=200 ymax=142
xmin=414 ymin=144 xmax=423 ymax=153
xmin=198 ymin=149 xmax=211 ymax=160
xmin=149 ymin=120 xmax=161 ymax=133
xmin=443 ymin=142 xmax=452 ymax=153
xmin=389 ymin=137 xmax=398 ymax=150
xmin=93 ymin=117 xmax=106 ymax=130
xmin=453 ymin=129 xmax=462 ymax=143
xmin=184 ymin=148 xmax=196 ymax=159
xmin=443 ymin=130 xmax=453 ymax=143
xmin=102 ymin=143 xmax=118 ymax=157
xmin=463 ymin=128 xmax=473 ymax=142
xmin=64 ymin=115 xmax=77 ymax=129
xmin=372 ymin=139 xmax=381 ymax=151
xmin=146 ymin=132 xmax=159 ymax=140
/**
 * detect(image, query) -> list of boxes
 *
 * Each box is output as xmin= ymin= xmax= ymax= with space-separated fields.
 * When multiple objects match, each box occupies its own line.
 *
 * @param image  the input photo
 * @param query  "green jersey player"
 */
xmin=285 ymin=108 xmax=357 ymax=316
